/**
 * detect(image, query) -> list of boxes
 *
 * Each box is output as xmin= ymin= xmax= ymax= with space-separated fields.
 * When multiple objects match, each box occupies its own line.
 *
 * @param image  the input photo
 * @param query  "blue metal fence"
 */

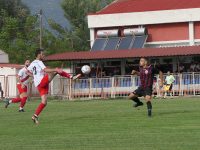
xmin=51 ymin=73 xmax=200 ymax=99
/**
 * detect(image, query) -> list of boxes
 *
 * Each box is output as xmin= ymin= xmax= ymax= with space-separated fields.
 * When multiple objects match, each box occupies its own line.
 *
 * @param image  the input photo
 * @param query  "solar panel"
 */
xmin=118 ymin=36 xmax=134 ymax=50
xmin=131 ymin=35 xmax=148 ymax=49
xmin=91 ymin=38 xmax=107 ymax=51
xmin=103 ymin=38 xmax=120 ymax=50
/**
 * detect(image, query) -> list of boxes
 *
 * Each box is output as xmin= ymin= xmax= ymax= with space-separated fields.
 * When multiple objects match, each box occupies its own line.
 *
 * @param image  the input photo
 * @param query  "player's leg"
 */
xmin=32 ymin=78 xmax=49 ymax=124
xmin=128 ymin=88 xmax=143 ymax=107
xmin=144 ymin=95 xmax=152 ymax=117
xmin=5 ymin=97 xmax=21 ymax=106
xmin=47 ymin=70 xmax=81 ymax=85
xmin=56 ymin=68 xmax=82 ymax=80
xmin=5 ymin=84 xmax=22 ymax=108
xmin=17 ymin=84 xmax=28 ymax=112
xmin=163 ymin=85 xmax=168 ymax=99
xmin=159 ymin=86 xmax=163 ymax=98
xmin=163 ymin=90 xmax=167 ymax=98
xmin=35 ymin=94 xmax=47 ymax=115
xmin=152 ymin=86 xmax=157 ymax=98
xmin=5 ymin=97 xmax=21 ymax=108
xmin=48 ymin=72 xmax=58 ymax=84
xmin=1 ymin=90 xmax=3 ymax=98
xmin=18 ymin=92 xmax=28 ymax=112
xmin=169 ymin=84 xmax=173 ymax=98
xmin=32 ymin=94 xmax=47 ymax=124
xmin=144 ymin=87 xmax=153 ymax=117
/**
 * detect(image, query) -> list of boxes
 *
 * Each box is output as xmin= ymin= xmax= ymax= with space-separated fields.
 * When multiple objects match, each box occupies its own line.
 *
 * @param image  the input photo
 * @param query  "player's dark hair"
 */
xmin=25 ymin=58 xmax=30 ymax=61
xmin=35 ymin=48 xmax=43 ymax=57
xmin=141 ymin=57 xmax=149 ymax=62
xmin=140 ymin=57 xmax=150 ymax=66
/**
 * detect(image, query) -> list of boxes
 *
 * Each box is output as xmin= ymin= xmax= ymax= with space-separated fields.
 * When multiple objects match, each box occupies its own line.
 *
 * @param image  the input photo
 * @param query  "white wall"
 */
xmin=88 ymin=9 xmax=200 ymax=48
xmin=88 ymin=8 xmax=200 ymax=28
xmin=0 ymin=67 xmax=18 ymax=76
xmin=0 ymin=67 xmax=18 ymax=97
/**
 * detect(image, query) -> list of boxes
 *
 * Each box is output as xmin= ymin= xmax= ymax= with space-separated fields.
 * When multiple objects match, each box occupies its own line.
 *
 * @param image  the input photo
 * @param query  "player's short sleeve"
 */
xmin=27 ymin=64 xmax=33 ymax=73
xmin=18 ymin=69 xmax=23 ymax=77
xmin=38 ymin=61 xmax=46 ymax=70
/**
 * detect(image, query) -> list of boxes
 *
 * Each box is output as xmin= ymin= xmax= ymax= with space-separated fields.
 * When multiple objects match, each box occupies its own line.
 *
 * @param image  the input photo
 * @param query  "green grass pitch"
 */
xmin=0 ymin=97 xmax=200 ymax=150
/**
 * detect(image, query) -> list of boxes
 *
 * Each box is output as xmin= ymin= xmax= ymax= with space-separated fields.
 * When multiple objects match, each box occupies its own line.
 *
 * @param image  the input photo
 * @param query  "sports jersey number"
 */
xmin=33 ymin=66 xmax=37 ymax=75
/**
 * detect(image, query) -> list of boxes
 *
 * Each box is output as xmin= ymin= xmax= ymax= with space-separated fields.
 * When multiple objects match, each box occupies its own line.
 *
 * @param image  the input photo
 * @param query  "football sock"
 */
xmin=147 ymin=101 xmax=152 ymax=110
xmin=11 ymin=98 xmax=21 ymax=103
xmin=20 ymin=97 xmax=27 ymax=108
xmin=58 ymin=71 xmax=72 ymax=79
xmin=35 ymin=103 xmax=46 ymax=116
xmin=73 ymin=74 xmax=82 ymax=79
xmin=132 ymin=97 xmax=141 ymax=103
xmin=164 ymin=92 xmax=167 ymax=98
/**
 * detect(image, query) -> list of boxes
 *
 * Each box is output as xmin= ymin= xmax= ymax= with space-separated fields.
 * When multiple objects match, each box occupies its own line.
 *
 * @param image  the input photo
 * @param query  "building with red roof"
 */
xmin=46 ymin=0 xmax=200 ymax=76
xmin=88 ymin=0 xmax=200 ymax=47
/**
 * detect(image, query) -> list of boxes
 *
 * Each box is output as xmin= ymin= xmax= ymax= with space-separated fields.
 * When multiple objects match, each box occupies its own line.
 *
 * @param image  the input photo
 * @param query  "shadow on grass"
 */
xmin=157 ymin=110 xmax=195 ymax=116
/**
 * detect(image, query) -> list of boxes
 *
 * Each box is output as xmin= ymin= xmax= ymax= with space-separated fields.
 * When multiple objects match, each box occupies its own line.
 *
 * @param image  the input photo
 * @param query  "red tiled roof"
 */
xmin=89 ymin=0 xmax=200 ymax=15
xmin=0 ymin=64 xmax=23 ymax=69
xmin=45 ymin=46 xmax=200 ymax=61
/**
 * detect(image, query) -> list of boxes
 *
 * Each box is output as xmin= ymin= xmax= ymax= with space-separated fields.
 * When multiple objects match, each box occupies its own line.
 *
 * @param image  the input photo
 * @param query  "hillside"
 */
xmin=21 ymin=0 xmax=70 ymax=30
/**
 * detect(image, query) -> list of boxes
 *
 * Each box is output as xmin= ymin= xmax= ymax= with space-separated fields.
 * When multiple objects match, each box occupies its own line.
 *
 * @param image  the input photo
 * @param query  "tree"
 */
xmin=0 ymin=0 xmax=41 ymax=63
xmin=48 ymin=0 xmax=114 ymax=52
xmin=0 ymin=0 xmax=114 ymax=64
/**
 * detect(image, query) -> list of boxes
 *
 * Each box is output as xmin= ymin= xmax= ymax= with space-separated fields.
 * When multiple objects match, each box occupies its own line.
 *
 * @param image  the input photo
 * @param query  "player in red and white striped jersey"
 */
xmin=5 ymin=60 xmax=31 ymax=112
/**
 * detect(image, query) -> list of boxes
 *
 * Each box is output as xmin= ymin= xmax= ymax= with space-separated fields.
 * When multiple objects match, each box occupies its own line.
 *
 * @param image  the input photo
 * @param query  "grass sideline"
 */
xmin=0 ymin=97 xmax=200 ymax=150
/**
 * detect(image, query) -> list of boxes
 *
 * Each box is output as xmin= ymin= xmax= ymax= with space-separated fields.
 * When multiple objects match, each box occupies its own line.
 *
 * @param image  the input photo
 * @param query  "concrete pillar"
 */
xmin=70 ymin=61 xmax=75 ymax=74
xmin=121 ymin=60 xmax=126 ymax=75
xmin=189 ymin=22 xmax=195 ymax=46
xmin=89 ymin=28 xmax=95 ymax=48
xmin=172 ymin=57 xmax=178 ymax=73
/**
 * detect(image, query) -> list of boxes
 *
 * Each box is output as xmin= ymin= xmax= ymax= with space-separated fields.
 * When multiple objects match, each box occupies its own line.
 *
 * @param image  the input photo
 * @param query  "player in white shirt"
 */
xmin=5 ymin=60 xmax=31 ymax=112
xmin=28 ymin=49 xmax=81 ymax=124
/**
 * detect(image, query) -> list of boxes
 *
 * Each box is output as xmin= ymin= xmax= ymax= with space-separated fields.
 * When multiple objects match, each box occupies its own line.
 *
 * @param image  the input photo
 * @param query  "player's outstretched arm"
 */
xmin=17 ymin=73 xmax=30 ymax=88
xmin=16 ymin=75 xmax=24 ymax=87
xmin=131 ymin=70 xmax=140 ymax=76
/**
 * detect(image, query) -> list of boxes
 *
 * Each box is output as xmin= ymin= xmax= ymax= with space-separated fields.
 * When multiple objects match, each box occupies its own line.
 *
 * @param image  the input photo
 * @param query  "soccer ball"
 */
xmin=81 ymin=65 xmax=91 ymax=74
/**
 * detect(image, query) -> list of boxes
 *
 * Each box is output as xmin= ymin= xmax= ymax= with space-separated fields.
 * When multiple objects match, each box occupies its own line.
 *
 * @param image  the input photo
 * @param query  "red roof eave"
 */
xmin=45 ymin=46 xmax=200 ymax=61
xmin=88 ymin=0 xmax=200 ymax=15
xmin=0 ymin=64 xmax=23 ymax=69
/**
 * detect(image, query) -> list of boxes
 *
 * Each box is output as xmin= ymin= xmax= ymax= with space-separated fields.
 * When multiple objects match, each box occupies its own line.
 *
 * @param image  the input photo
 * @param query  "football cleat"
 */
xmin=4 ymin=98 xmax=10 ymax=108
xmin=133 ymin=102 xmax=144 ymax=108
xmin=32 ymin=115 xmax=39 ymax=125
xmin=19 ymin=109 xmax=25 ymax=112
xmin=71 ymin=74 xmax=82 ymax=80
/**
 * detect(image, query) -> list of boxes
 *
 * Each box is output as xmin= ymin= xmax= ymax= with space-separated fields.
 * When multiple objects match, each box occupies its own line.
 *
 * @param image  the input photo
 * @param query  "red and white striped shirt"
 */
xmin=17 ymin=67 xmax=30 ymax=86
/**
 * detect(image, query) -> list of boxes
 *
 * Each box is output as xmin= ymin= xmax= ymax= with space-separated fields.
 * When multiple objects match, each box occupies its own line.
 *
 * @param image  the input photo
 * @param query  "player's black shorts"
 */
xmin=133 ymin=86 xmax=153 ymax=97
